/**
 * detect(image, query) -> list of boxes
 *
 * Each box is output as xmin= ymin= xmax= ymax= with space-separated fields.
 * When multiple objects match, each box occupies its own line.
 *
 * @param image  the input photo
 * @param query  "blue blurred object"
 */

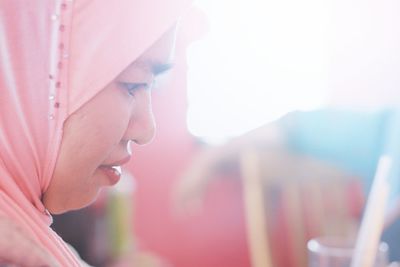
xmin=380 ymin=110 xmax=400 ymax=211
xmin=280 ymin=109 xmax=392 ymax=192
xmin=278 ymin=108 xmax=400 ymax=261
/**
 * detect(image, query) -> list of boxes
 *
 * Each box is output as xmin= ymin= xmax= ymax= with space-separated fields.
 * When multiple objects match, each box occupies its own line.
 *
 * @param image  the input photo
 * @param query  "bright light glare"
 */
xmin=187 ymin=0 xmax=329 ymax=144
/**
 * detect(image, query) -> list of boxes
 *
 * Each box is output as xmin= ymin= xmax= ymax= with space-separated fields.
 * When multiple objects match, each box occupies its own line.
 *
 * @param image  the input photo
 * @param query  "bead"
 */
xmin=51 ymin=14 xmax=59 ymax=21
xmin=49 ymin=95 xmax=55 ymax=100
xmin=49 ymin=114 xmax=55 ymax=120
xmin=54 ymin=102 xmax=60 ymax=108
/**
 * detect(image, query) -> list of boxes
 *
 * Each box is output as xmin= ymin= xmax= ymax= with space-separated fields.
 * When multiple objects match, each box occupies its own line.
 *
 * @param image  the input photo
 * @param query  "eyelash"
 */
xmin=120 ymin=82 xmax=149 ymax=96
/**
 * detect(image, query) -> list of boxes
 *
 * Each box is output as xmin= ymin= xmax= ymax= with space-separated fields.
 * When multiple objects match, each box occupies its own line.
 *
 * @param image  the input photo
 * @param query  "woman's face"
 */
xmin=43 ymin=28 xmax=177 ymax=214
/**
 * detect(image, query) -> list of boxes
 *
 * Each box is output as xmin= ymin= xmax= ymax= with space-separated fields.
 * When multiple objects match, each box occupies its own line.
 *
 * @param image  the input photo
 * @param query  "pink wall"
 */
xmin=126 ymin=9 xmax=251 ymax=267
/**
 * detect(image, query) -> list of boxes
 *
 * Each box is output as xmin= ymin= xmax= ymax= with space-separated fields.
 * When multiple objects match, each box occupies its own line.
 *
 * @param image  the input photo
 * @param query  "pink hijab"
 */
xmin=0 ymin=0 xmax=191 ymax=265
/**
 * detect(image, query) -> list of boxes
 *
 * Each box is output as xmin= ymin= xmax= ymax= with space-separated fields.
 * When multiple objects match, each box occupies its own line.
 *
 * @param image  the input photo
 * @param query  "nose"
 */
xmin=124 ymin=90 xmax=156 ymax=145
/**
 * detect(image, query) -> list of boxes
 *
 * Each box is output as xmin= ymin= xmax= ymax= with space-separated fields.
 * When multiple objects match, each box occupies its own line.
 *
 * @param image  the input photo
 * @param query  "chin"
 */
xmin=44 ymin=170 xmax=106 ymax=214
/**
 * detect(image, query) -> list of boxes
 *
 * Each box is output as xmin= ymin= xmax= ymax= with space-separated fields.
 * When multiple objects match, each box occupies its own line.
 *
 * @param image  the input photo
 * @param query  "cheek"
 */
xmin=59 ymin=103 xmax=131 ymax=172
xmin=94 ymin=104 xmax=132 ymax=146
xmin=83 ymin=94 xmax=132 ymax=144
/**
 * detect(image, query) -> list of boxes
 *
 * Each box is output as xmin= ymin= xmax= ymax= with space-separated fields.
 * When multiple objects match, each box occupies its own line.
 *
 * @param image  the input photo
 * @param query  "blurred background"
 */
xmin=52 ymin=0 xmax=400 ymax=266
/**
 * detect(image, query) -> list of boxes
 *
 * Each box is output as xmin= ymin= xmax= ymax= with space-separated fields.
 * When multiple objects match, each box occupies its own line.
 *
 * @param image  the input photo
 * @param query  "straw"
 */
xmin=240 ymin=148 xmax=273 ymax=267
xmin=350 ymin=155 xmax=392 ymax=267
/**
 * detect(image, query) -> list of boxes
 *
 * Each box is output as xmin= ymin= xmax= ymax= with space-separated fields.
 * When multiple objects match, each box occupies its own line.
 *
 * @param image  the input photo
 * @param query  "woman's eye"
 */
xmin=120 ymin=82 xmax=149 ymax=96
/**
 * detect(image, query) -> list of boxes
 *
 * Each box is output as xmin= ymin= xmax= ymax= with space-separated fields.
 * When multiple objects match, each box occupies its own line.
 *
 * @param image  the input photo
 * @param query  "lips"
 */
xmin=99 ymin=156 xmax=131 ymax=185
xmin=99 ymin=165 xmax=122 ymax=185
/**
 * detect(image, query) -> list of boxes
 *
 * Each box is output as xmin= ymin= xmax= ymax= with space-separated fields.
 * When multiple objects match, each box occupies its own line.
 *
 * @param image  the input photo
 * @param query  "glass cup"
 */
xmin=307 ymin=236 xmax=389 ymax=267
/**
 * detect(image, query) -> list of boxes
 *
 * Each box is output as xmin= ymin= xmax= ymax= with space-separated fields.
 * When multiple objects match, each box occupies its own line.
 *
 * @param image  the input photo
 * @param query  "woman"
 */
xmin=0 ymin=0 xmax=191 ymax=265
